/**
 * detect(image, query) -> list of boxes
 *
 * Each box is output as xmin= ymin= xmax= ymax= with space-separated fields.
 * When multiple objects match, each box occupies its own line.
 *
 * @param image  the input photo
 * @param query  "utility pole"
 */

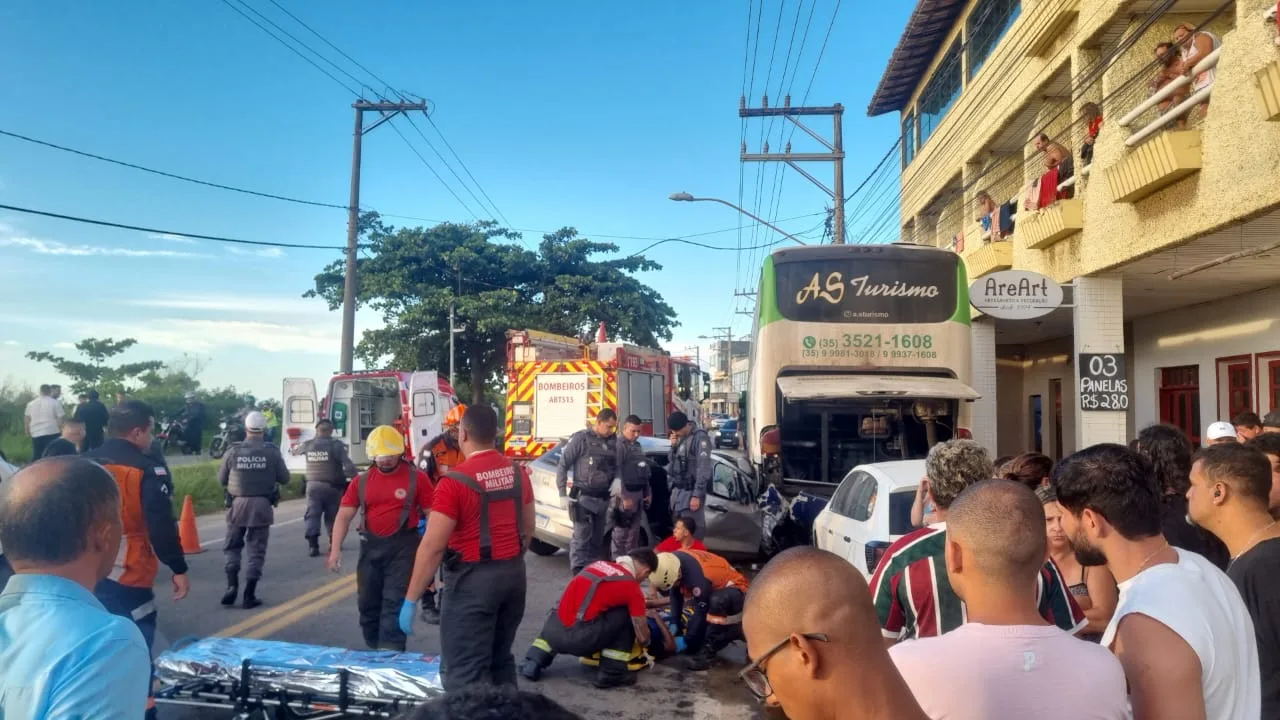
xmin=340 ymin=98 xmax=430 ymax=374
xmin=449 ymin=265 xmax=461 ymax=389
xmin=740 ymin=96 xmax=847 ymax=244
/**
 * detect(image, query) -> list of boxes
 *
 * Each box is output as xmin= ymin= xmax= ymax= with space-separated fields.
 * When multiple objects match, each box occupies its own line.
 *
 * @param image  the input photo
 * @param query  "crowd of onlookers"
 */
xmin=743 ymin=414 xmax=1280 ymax=720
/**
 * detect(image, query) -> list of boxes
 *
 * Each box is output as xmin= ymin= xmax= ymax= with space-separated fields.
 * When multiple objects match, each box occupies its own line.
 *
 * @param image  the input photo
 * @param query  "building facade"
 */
xmin=872 ymin=0 xmax=1280 ymax=457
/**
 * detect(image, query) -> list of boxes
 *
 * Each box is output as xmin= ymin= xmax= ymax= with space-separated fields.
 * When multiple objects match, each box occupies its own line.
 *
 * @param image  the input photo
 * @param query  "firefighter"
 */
xmin=87 ymin=400 xmax=191 ymax=720
xmin=296 ymin=419 xmax=357 ymax=557
xmin=328 ymin=425 xmax=432 ymax=651
xmin=649 ymin=549 xmax=750 ymax=671
xmin=518 ymin=558 xmax=651 ymax=688
xmin=414 ymin=403 xmax=467 ymax=623
xmin=609 ymin=414 xmax=651 ymax=558
xmin=666 ymin=411 xmax=712 ymax=540
xmin=557 ymin=409 xmax=620 ymax=574
xmin=401 ymin=405 xmax=535 ymax=691
xmin=218 ymin=411 xmax=290 ymax=609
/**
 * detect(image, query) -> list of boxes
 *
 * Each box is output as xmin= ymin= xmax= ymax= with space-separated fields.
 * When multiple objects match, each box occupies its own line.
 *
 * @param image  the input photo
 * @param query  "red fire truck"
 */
xmin=503 ymin=324 xmax=708 ymax=463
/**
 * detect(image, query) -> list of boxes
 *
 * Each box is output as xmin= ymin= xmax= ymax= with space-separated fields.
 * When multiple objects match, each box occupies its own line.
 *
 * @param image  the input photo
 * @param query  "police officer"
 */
xmin=296 ymin=419 xmax=357 ymax=557
xmin=667 ymin=411 xmax=712 ymax=540
xmin=557 ymin=409 xmax=620 ymax=574
xmin=88 ymin=400 xmax=190 ymax=720
xmin=181 ymin=391 xmax=206 ymax=455
xmin=328 ymin=425 xmax=433 ymax=651
xmin=649 ymin=549 xmax=751 ymax=671
xmin=218 ymin=411 xmax=290 ymax=609
xmin=401 ymin=405 xmax=535 ymax=691
xmin=415 ymin=403 xmax=467 ymax=623
xmin=609 ymin=414 xmax=651 ymax=558
xmin=518 ymin=558 xmax=651 ymax=688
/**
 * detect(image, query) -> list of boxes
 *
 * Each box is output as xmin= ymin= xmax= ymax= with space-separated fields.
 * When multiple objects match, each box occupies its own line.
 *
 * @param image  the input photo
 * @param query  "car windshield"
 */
xmin=721 ymin=420 xmax=737 ymax=431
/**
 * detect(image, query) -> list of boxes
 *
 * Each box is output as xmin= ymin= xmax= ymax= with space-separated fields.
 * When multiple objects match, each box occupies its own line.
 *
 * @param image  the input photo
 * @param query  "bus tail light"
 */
xmin=760 ymin=428 xmax=782 ymax=455
xmin=286 ymin=427 xmax=302 ymax=440
xmin=956 ymin=427 xmax=973 ymax=439
xmin=865 ymin=540 xmax=891 ymax=572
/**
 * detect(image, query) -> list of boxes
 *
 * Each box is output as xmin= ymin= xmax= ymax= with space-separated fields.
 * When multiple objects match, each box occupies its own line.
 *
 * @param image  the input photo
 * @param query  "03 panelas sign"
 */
xmin=969 ymin=269 xmax=1063 ymax=320
xmin=534 ymin=373 xmax=588 ymax=439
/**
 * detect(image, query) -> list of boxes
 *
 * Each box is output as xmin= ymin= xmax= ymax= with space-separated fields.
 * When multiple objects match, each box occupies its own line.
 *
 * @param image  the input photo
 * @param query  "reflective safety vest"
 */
xmin=444 ymin=469 xmax=525 ymax=562
xmin=358 ymin=466 xmax=420 ymax=537
xmin=100 ymin=463 xmax=159 ymax=589
xmin=574 ymin=565 xmax=634 ymax=623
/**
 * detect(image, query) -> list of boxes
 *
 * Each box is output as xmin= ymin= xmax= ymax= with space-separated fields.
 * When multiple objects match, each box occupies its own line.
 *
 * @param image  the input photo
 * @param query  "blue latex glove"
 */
xmin=398 ymin=599 xmax=416 ymax=636
xmin=674 ymin=637 xmax=687 ymax=654
xmin=668 ymin=623 xmax=679 ymax=637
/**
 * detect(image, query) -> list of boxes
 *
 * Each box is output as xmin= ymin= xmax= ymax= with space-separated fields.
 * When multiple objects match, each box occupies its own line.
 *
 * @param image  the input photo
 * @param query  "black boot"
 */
xmin=685 ymin=649 xmax=712 ymax=672
xmin=221 ymin=570 xmax=238 ymax=606
xmin=420 ymin=591 xmax=441 ymax=625
xmin=242 ymin=579 xmax=262 ymax=609
xmin=518 ymin=658 xmax=543 ymax=682
xmin=593 ymin=671 xmax=636 ymax=689
xmin=307 ymin=536 xmax=320 ymax=558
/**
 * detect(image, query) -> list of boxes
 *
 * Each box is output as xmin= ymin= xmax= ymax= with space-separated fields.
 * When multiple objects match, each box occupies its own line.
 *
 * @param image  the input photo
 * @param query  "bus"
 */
xmin=745 ymin=243 xmax=976 ymax=495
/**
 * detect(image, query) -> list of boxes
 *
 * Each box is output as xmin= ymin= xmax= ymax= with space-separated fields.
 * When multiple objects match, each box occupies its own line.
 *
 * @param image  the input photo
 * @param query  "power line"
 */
xmin=425 ymin=116 xmax=513 ymax=228
xmin=228 ymin=0 xmax=372 ymax=93
xmin=0 ymin=202 xmax=348 ymax=250
xmin=385 ymin=117 xmax=480 ymax=221
xmin=402 ymin=114 xmax=502 ymax=222
xmin=216 ymin=0 xmax=360 ymax=96
xmin=263 ymin=0 xmax=398 ymax=93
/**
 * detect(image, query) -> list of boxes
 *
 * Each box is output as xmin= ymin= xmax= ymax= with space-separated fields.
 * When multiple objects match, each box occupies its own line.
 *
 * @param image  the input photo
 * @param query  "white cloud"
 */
xmin=147 ymin=232 xmax=198 ymax=245
xmin=0 ymin=340 xmax=19 ymax=347
xmin=227 ymin=245 xmax=285 ymax=259
xmin=123 ymin=293 xmax=328 ymax=316
xmin=97 ymin=318 xmax=337 ymax=354
xmin=0 ymin=236 xmax=207 ymax=259
xmin=52 ymin=341 xmax=75 ymax=350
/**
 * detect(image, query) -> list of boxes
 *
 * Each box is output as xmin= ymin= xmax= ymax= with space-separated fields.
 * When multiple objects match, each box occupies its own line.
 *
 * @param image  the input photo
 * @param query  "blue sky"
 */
xmin=0 ymin=1 xmax=910 ymax=399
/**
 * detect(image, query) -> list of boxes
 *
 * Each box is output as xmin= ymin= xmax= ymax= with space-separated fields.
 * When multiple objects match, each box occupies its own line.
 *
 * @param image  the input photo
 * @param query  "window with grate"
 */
xmin=902 ymin=112 xmax=917 ymax=166
xmin=967 ymin=0 xmax=1021 ymax=79
xmin=919 ymin=41 xmax=963 ymax=148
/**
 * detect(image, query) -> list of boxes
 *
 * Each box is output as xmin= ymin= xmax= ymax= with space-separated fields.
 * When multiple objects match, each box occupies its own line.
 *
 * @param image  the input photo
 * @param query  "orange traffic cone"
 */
xmin=179 ymin=495 xmax=205 ymax=554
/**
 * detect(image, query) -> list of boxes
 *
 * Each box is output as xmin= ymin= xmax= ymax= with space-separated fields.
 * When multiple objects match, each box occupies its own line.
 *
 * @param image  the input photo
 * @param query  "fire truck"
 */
xmin=503 ymin=324 xmax=708 ymax=463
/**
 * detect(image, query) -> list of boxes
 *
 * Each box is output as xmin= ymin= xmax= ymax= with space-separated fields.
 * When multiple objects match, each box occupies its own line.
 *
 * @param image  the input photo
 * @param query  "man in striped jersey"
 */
xmin=869 ymin=439 xmax=1085 ymax=643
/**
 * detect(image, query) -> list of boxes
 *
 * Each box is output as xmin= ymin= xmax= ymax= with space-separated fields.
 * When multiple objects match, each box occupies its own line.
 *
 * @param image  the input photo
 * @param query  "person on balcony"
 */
xmin=1080 ymin=102 xmax=1102 ymax=165
xmin=1173 ymin=22 xmax=1220 ymax=120
xmin=1033 ymin=134 xmax=1074 ymax=205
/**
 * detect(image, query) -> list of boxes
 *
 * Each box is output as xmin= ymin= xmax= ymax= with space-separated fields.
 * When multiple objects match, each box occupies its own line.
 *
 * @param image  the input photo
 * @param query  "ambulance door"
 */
xmin=282 ymin=377 xmax=318 ymax=472
xmin=408 ymin=371 xmax=443 ymax=458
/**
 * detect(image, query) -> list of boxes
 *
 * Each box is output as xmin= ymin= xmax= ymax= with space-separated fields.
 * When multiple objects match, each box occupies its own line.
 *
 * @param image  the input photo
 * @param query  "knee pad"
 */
xmin=579 ymin=641 xmax=654 ymax=672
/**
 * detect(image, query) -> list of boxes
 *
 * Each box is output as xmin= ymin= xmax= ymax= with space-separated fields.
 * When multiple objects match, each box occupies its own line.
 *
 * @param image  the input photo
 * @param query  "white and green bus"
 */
xmin=745 ymin=243 xmax=977 ymax=492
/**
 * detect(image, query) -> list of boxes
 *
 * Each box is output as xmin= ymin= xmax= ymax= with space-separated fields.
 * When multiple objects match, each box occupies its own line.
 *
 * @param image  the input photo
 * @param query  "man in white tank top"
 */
xmin=1053 ymin=444 xmax=1259 ymax=720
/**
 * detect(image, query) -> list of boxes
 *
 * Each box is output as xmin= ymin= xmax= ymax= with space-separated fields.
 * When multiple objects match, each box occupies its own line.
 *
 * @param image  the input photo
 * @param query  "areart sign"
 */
xmin=969 ymin=269 xmax=1064 ymax=320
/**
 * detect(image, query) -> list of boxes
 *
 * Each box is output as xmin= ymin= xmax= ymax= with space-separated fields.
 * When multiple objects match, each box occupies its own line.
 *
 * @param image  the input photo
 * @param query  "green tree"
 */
xmin=26 ymin=338 xmax=164 ymax=396
xmin=307 ymin=213 xmax=677 ymax=405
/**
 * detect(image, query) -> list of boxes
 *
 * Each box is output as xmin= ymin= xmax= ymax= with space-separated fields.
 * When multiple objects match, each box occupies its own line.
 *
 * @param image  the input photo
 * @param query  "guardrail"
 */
xmin=1118 ymin=47 xmax=1221 ymax=147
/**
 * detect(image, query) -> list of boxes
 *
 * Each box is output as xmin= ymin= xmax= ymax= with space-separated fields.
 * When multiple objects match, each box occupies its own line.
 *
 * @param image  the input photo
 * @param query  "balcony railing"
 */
xmin=1118 ymin=47 xmax=1221 ymax=147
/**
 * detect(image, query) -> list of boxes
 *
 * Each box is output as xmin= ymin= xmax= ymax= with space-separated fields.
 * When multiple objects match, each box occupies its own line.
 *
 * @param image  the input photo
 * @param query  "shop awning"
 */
xmin=776 ymin=375 xmax=981 ymax=401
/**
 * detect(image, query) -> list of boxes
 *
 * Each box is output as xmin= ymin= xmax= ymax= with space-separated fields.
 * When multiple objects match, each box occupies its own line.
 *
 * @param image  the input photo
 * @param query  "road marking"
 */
xmin=213 ymin=572 xmax=355 ymax=638
xmin=240 ymin=577 xmax=359 ymax=639
xmin=199 ymin=516 xmax=306 ymax=548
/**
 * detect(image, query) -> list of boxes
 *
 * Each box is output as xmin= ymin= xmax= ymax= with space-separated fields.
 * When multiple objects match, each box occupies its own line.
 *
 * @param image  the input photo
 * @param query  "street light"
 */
xmin=669 ymin=192 xmax=808 ymax=246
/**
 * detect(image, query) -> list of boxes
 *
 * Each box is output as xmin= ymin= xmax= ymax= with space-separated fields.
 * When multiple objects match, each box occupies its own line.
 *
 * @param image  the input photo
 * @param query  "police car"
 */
xmin=526 ymin=436 xmax=766 ymax=560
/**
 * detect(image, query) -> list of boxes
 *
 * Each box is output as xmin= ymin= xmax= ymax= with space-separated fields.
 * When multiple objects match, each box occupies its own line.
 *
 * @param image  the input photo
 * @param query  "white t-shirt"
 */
xmin=1101 ymin=548 xmax=1260 ymax=720
xmin=24 ymin=396 xmax=63 ymax=437
xmin=889 ymin=623 xmax=1128 ymax=719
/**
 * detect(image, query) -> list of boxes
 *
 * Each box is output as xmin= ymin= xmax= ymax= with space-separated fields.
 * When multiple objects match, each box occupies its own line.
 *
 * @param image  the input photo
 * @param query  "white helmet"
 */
xmin=244 ymin=411 xmax=268 ymax=432
xmin=650 ymin=553 xmax=681 ymax=593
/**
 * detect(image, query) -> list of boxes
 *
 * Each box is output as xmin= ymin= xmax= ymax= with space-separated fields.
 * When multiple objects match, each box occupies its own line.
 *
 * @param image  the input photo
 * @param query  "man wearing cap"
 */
xmin=518 ymin=557 xmax=651 ymax=688
xmin=1206 ymin=421 xmax=1239 ymax=446
xmin=295 ymin=419 xmax=357 ymax=558
xmin=609 ymin=415 xmax=652 ymax=559
xmin=666 ymin=411 xmax=712 ymax=540
xmin=180 ymin=391 xmax=207 ymax=455
xmin=329 ymin=425 xmax=434 ymax=651
xmin=218 ymin=411 xmax=290 ymax=609
xmin=648 ymin=548 xmax=750 ymax=671
xmin=557 ymin=409 xmax=620 ymax=574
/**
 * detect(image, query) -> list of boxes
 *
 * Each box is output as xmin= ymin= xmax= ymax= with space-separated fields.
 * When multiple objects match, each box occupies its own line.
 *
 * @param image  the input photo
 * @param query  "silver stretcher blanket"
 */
xmin=155 ymin=637 xmax=443 ymax=701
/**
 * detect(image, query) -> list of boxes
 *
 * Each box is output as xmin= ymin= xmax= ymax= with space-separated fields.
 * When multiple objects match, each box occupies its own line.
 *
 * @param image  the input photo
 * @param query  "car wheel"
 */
xmin=528 ymin=539 xmax=560 ymax=557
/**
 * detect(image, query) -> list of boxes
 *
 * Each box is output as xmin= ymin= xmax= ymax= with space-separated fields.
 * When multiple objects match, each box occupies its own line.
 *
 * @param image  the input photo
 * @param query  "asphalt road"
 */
xmin=152 ymin=498 xmax=767 ymax=719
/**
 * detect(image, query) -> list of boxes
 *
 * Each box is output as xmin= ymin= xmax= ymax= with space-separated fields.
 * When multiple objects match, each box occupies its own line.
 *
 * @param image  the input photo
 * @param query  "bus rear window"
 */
xmin=888 ymin=489 xmax=916 ymax=536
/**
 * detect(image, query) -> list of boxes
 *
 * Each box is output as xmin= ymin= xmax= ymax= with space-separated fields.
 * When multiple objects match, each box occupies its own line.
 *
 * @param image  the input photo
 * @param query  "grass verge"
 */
xmin=170 ymin=462 xmax=306 ymax=517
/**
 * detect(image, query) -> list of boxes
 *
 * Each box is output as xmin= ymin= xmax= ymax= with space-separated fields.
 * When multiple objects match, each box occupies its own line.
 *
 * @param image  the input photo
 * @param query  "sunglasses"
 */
xmin=738 ymin=633 xmax=829 ymax=701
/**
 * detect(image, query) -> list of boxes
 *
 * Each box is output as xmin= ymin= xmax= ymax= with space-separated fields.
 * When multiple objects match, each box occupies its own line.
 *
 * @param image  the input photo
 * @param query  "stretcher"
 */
xmin=154 ymin=637 xmax=443 ymax=718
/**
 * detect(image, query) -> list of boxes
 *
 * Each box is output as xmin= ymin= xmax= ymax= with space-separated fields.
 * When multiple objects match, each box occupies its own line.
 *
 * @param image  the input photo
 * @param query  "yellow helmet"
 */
xmin=650 ymin=552 xmax=681 ymax=593
xmin=366 ymin=425 xmax=406 ymax=458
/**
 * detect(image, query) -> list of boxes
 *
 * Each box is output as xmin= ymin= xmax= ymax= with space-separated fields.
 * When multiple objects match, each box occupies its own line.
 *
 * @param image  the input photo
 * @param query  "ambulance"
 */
xmin=281 ymin=370 xmax=458 ymax=471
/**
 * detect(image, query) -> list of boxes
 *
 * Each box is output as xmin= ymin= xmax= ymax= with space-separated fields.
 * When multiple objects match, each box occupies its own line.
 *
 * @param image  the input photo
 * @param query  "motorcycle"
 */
xmin=208 ymin=415 xmax=246 ymax=460
xmin=156 ymin=416 xmax=193 ymax=456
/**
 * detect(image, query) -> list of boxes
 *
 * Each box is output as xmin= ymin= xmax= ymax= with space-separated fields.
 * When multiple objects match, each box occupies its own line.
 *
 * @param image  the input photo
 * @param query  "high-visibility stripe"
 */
xmin=131 ymin=601 xmax=157 ymax=621
xmin=532 ymin=637 xmax=552 ymax=653
xmin=601 ymin=648 xmax=632 ymax=661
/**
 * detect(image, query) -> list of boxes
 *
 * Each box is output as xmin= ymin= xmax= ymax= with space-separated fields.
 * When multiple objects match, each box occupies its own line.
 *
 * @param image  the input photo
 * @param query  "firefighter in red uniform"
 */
xmin=401 ymin=405 xmax=535 ymax=691
xmin=517 ymin=559 xmax=652 ymax=688
xmin=414 ymin=404 xmax=467 ymax=623
xmin=649 ymin=549 xmax=751 ymax=671
xmin=327 ymin=425 xmax=433 ymax=652
xmin=87 ymin=400 xmax=191 ymax=720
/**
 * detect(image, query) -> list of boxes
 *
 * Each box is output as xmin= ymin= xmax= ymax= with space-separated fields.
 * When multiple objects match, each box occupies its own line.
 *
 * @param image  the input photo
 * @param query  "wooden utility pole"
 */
xmin=740 ymin=96 xmax=847 ymax=244
xmin=340 ymin=99 xmax=430 ymax=374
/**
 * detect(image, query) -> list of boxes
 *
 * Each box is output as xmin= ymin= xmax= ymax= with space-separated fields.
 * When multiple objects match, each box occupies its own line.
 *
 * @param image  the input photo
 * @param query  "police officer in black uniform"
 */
xmin=667 ymin=411 xmax=712 ymax=540
xmin=609 ymin=415 xmax=652 ymax=558
xmin=218 ymin=411 xmax=290 ymax=608
xmin=296 ymin=419 xmax=357 ymax=557
xmin=557 ymin=409 xmax=620 ymax=574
